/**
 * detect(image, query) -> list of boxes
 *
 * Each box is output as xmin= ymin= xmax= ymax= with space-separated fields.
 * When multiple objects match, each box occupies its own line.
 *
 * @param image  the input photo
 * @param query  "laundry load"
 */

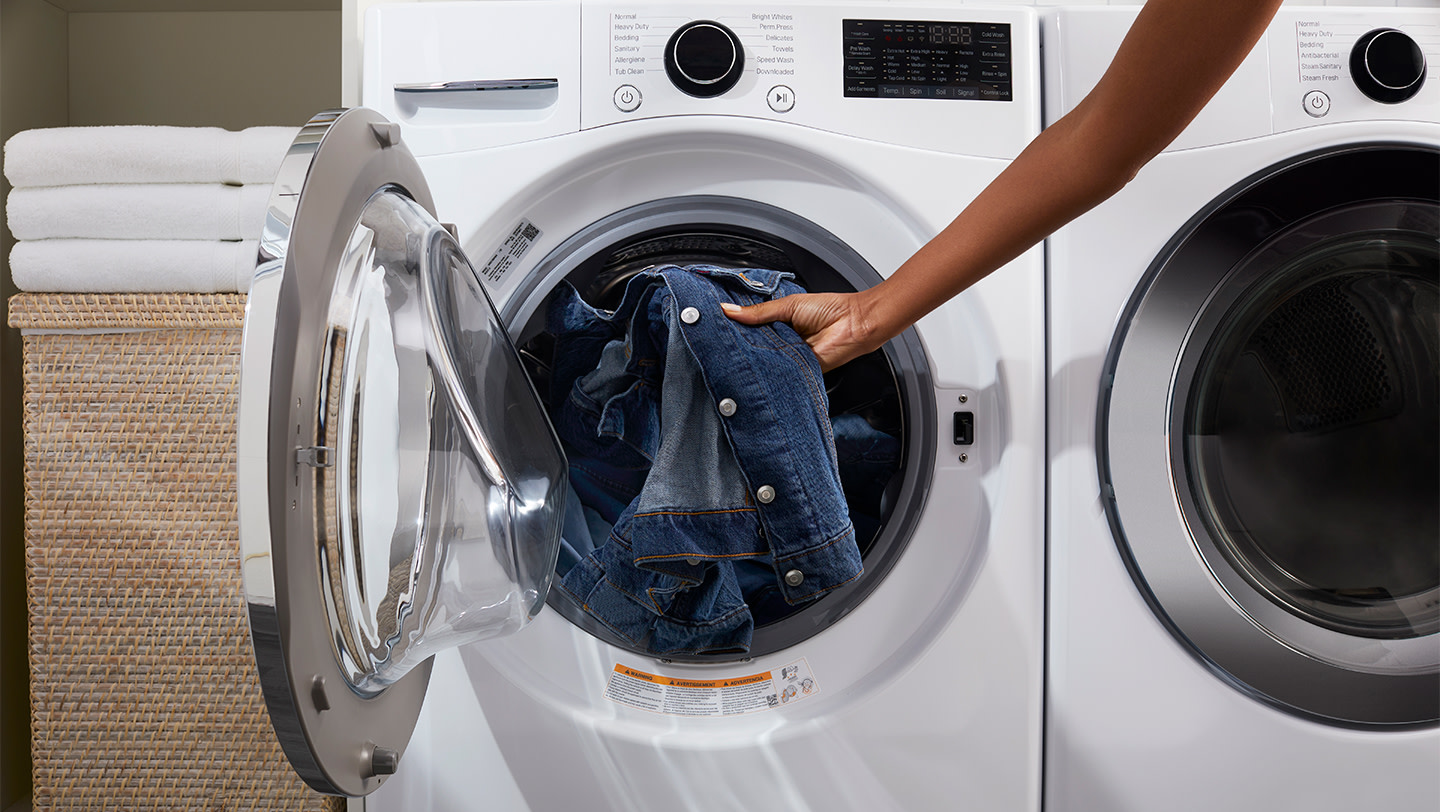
xmin=543 ymin=264 xmax=897 ymax=655
xmin=4 ymin=125 xmax=297 ymax=293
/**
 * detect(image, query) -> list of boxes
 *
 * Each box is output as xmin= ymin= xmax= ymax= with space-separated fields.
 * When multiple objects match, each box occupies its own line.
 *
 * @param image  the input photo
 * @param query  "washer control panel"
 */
xmin=842 ymin=19 xmax=1012 ymax=101
xmin=364 ymin=2 xmax=1039 ymax=158
xmin=586 ymin=3 xmax=1039 ymax=158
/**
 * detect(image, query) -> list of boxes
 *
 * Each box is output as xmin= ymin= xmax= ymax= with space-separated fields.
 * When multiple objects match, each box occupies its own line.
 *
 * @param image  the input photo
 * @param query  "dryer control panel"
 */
xmin=1044 ymin=6 xmax=1439 ymax=152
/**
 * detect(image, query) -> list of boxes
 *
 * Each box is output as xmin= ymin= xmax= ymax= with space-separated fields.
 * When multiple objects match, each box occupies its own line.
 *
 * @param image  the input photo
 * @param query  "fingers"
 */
xmin=719 ymin=293 xmax=863 ymax=372
xmin=720 ymin=297 xmax=795 ymax=325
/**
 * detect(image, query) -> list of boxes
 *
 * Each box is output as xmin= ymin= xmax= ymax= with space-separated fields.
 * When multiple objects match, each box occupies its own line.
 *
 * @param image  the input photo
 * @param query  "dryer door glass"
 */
xmin=1185 ymin=230 xmax=1438 ymax=639
xmin=1101 ymin=145 xmax=1439 ymax=727
xmin=237 ymin=109 xmax=565 ymax=796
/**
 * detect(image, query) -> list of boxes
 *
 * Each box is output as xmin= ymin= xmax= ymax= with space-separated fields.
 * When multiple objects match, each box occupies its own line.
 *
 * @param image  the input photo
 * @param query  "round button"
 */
xmin=665 ymin=20 xmax=745 ymax=98
xmin=718 ymin=398 xmax=738 ymax=417
xmin=686 ymin=557 xmax=701 ymax=566
xmin=783 ymin=569 xmax=805 ymax=587
xmin=1302 ymin=90 xmax=1331 ymax=118
xmin=1350 ymin=28 xmax=1427 ymax=104
xmin=767 ymin=85 xmax=796 ymax=113
xmin=680 ymin=306 xmax=701 ymax=324
xmin=756 ymin=485 xmax=776 ymax=504
xmin=613 ymin=84 xmax=642 ymax=113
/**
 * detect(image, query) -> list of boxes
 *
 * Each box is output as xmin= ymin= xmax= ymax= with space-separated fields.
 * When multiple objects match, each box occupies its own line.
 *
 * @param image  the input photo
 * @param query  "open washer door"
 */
xmin=236 ymin=109 xmax=567 ymax=795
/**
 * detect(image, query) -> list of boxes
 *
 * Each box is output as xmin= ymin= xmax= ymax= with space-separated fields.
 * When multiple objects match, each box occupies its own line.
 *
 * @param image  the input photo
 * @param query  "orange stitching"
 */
xmin=634 ymin=551 xmax=767 ymax=563
xmin=631 ymin=507 xmax=756 ymax=518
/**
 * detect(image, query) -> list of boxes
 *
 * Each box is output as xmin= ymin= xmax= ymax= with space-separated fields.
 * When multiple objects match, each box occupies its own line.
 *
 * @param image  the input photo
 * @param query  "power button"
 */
xmin=1303 ymin=90 xmax=1331 ymax=118
xmin=614 ymin=84 xmax=642 ymax=113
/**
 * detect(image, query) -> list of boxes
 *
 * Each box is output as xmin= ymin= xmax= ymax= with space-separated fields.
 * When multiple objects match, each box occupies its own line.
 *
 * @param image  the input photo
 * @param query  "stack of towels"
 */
xmin=5 ymin=126 xmax=298 ymax=293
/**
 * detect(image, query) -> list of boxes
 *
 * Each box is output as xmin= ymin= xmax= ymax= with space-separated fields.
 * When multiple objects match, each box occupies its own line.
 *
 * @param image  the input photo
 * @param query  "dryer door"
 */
xmin=1100 ymin=144 xmax=1439 ymax=727
xmin=236 ymin=109 xmax=567 ymax=795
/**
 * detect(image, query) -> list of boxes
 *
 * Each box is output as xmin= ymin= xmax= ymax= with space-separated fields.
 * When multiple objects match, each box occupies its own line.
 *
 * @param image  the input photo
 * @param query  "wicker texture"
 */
xmin=9 ymin=292 xmax=246 ymax=330
xmin=15 ymin=293 xmax=343 ymax=812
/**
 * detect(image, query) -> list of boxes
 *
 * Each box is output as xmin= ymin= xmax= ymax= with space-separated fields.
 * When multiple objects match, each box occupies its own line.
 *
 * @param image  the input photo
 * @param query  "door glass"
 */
xmin=322 ymin=188 xmax=565 ymax=694
xmin=1185 ymin=230 xmax=1439 ymax=638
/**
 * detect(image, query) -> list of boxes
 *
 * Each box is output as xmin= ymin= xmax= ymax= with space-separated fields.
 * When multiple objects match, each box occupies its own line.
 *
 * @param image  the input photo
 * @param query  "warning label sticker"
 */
xmin=479 ymin=219 xmax=541 ymax=283
xmin=604 ymin=659 xmax=820 ymax=716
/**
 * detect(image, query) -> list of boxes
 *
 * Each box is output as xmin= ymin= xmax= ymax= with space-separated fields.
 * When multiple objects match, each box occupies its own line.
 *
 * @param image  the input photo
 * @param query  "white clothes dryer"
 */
xmin=1044 ymin=6 xmax=1439 ymax=811
xmin=236 ymin=2 xmax=1046 ymax=809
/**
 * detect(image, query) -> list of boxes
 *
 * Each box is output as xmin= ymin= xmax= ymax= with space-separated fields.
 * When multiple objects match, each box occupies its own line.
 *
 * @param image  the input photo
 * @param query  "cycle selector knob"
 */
xmin=1350 ymin=28 xmax=1426 ymax=104
xmin=665 ymin=20 xmax=745 ymax=98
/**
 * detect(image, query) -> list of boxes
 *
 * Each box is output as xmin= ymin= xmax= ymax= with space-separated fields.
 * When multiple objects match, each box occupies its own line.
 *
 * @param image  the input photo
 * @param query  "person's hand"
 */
xmin=721 ymin=291 xmax=884 ymax=372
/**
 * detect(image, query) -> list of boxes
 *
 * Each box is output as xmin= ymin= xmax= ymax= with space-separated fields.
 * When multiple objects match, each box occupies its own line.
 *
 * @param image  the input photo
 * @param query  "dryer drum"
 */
xmin=1247 ymin=270 xmax=1404 ymax=435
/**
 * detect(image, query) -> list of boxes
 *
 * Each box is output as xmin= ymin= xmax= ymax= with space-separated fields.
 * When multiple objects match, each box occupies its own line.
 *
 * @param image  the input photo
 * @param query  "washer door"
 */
xmin=236 ymin=109 xmax=567 ymax=795
xmin=1101 ymin=144 xmax=1439 ymax=727
xmin=500 ymin=196 xmax=937 ymax=662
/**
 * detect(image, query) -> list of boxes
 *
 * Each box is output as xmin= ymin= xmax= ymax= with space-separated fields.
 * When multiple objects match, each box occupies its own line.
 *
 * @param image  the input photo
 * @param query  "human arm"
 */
xmin=723 ymin=0 xmax=1285 ymax=371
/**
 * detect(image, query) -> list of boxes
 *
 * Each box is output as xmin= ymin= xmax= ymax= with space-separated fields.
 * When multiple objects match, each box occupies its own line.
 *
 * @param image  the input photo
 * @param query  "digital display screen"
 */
xmin=926 ymin=24 xmax=973 ymax=46
xmin=843 ymin=19 xmax=1012 ymax=101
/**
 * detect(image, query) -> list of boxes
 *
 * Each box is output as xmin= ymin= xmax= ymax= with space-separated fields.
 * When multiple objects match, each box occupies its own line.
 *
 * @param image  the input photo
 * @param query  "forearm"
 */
xmin=855 ymin=0 xmax=1284 ymax=344
xmin=858 ymin=113 xmax=1128 ymax=337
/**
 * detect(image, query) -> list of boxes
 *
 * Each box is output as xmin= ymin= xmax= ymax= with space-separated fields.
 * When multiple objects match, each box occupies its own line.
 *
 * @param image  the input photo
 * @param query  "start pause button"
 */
xmin=768 ymin=85 xmax=796 ymax=113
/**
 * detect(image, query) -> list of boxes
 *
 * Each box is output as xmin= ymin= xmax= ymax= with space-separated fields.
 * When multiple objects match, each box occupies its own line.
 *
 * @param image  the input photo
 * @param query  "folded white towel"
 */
xmin=4 ymin=126 xmax=297 ymax=188
xmin=10 ymin=239 xmax=259 ymax=294
xmin=8 ymin=184 xmax=272 ymax=241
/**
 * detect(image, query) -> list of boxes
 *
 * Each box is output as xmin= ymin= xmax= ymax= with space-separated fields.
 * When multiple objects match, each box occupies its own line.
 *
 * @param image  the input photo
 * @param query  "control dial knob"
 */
xmin=1350 ymin=28 xmax=1427 ymax=104
xmin=665 ymin=20 xmax=745 ymax=98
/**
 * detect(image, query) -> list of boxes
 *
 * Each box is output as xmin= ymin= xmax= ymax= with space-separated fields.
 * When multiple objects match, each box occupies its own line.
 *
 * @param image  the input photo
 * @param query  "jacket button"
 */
xmin=718 ymin=398 xmax=737 ymax=417
xmin=680 ymin=306 xmax=701 ymax=324
xmin=784 ymin=569 xmax=805 ymax=587
xmin=686 ymin=557 xmax=701 ymax=566
xmin=756 ymin=485 xmax=776 ymax=504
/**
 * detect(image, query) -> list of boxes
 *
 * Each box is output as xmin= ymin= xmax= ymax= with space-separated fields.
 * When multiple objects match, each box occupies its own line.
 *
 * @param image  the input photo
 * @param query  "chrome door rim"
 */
xmin=238 ymin=109 xmax=434 ymax=795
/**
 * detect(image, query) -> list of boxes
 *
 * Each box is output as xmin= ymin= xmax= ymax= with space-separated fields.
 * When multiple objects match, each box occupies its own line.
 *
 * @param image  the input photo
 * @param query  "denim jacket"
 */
xmin=546 ymin=264 xmax=861 ymax=654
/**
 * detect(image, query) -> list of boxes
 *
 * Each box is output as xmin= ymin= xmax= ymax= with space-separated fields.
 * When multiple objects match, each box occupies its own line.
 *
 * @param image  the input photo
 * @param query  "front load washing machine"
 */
xmin=1044 ymin=6 xmax=1439 ymax=811
xmin=237 ymin=2 xmax=1046 ymax=809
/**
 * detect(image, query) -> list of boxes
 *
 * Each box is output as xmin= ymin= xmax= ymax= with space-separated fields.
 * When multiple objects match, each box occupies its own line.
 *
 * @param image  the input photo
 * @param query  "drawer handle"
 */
xmin=394 ymin=78 xmax=559 ymax=94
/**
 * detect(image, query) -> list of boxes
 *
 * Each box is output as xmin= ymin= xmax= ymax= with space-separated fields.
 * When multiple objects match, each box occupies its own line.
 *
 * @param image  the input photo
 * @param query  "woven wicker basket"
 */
xmin=10 ymin=293 xmax=344 ymax=812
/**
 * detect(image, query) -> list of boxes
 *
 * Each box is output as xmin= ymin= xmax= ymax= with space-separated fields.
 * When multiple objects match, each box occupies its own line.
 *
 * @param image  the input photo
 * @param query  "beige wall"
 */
xmin=69 ymin=11 xmax=339 ymax=128
xmin=0 ymin=5 xmax=338 ymax=807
